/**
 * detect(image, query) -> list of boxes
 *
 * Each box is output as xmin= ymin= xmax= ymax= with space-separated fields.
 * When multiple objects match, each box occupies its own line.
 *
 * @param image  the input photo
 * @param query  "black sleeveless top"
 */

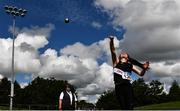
xmin=62 ymin=91 xmax=75 ymax=110
xmin=113 ymin=62 xmax=133 ymax=85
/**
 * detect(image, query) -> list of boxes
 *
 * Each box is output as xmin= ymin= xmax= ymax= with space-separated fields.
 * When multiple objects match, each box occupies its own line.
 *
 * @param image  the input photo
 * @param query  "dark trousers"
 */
xmin=115 ymin=83 xmax=134 ymax=110
xmin=62 ymin=105 xmax=75 ymax=110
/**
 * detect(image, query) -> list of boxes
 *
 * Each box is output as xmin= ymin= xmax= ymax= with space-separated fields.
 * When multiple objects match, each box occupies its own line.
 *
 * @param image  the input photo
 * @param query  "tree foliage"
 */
xmin=0 ymin=76 xmax=74 ymax=109
xmin=96 ymin=90 xmax=121 ymax=110
xmin=0 ymin=77 xmax=20 ymax=104
xmin=1 ymin=77 xmax=180 ymax=110
xmin=78 ymin=100 xmax=95 ymax=110
xmin=169 ymin=80 xmax=180 ymax=101
xmin=0 ymin=77 xmax=10 ymax=104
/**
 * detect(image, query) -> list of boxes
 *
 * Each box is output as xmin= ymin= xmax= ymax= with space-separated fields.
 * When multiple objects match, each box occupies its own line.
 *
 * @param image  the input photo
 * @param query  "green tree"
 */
xmin=148 ymin=80 xmax=163 ymax=103
xmin=159 ymin=92 xmax=169 ymax=103
xmin=0 ymin=77 xmax=21 ymax=105
xmin=78 ymin=100 xmax=95 ymax=110
xmin=169 ymin=80 xmax=180 ymax=101
xmin=0 ymin=77 xmax=10 ymax=104
xmin=149 ymin=80 xmax=163 ymax=96
xmin=15 ymin=77 xmax=75 ymax=109
xmin=132 ymin=78 xmax=151 ymax=106
xmin=96 ymin=90 xmax=121 ymax=110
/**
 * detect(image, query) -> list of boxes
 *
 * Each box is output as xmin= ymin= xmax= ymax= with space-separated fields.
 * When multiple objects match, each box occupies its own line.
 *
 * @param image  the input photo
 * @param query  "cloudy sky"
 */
xmin=1 ymin=0 xmax=180 ymax=103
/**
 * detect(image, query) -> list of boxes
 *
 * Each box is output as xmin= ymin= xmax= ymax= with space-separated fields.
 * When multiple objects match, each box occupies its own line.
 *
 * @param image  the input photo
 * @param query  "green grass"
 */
xmin=0 ymin=106 xmax=9 ymax=110
xmin=135 ymin=101 xmax=180 ymax=110
xmin=1 ymin=101 xmax=180 ymax=110
xmin=0 ymin=106 xmax=27 ymax=110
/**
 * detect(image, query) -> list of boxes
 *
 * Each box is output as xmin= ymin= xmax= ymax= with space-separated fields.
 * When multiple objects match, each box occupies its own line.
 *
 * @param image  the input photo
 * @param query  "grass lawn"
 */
xmin=1 ymin=101 xmax=180 ymax=110
xmin=135 ymin=101 xmax=180 ymax=110
xmin=0 ymin=106 xmax=26 ymax=110
xmin=0 ymin=106 xmax=9 ymax=110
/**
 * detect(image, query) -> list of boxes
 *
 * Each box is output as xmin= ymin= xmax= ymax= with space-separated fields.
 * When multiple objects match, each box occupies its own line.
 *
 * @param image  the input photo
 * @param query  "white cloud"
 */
xmin=15 ymin=34 xmax=49 ymax=49
xmin=0 ymin=24 xmax=54 ymax=77
xmin=0 ymin=74 xmax=3 ymax=80
xmin=150 ymin=61 xmax=180 ymax=77
xmin=91 ymin=21 xmax=102 ymax=29
xmin=60 ymin=37 xmax=120 ymax=61
xmin=60 ymin=42 xmax=102 ymax=59
xmin=94 ymin=0 xmax=131 ymax=10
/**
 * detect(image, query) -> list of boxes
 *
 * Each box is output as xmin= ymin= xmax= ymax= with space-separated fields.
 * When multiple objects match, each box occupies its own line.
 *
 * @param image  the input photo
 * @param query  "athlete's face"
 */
xmin=119 ymin=52 xmax=129 ymax=63
xmin=66 ymin=85 xmax=71 ymax=92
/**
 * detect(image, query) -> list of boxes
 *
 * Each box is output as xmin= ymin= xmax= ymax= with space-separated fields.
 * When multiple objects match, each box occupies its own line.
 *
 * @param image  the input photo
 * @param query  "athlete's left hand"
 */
xmin=143 ymin=61 xmax=150 ymax=70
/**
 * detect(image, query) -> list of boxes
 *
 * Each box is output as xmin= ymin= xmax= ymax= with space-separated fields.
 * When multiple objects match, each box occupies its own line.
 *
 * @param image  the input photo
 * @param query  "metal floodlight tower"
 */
xmin=4 ymin=5 xmax=27 ymax=110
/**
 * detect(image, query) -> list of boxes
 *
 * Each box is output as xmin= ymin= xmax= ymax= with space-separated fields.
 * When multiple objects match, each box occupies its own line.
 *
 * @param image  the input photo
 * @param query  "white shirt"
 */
xmin=59 ymin=91 xmax=77 ymax=105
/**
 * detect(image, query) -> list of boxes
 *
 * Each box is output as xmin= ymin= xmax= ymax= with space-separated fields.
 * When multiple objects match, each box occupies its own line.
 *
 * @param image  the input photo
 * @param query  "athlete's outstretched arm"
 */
xmin=129 ymin=57 xmax=150 ymax=70
xmin=109 ymin=36 xmax=117 ymax=67
xmin=129 ymin=57 xmax=144 ymax=68
xmin=132 ymin=62 xmax=149 ymax=76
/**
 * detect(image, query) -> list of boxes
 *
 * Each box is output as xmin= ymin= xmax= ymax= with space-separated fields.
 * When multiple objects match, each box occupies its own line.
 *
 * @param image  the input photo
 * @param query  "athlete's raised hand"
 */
xmin=109 ymin=36 xmax=114 ymax=41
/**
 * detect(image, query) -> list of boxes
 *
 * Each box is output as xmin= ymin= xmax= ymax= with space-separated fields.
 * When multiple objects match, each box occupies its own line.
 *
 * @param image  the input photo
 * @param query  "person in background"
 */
xmin=109 ymin=36 xmax=149 ymax=110
xmin=59 ymin=84 xmax=77 ymax=110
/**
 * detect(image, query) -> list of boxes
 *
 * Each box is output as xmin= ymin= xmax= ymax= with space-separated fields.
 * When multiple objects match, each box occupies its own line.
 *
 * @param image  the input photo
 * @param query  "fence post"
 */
xmin=28 ymin=105 xmax=31 ymax=110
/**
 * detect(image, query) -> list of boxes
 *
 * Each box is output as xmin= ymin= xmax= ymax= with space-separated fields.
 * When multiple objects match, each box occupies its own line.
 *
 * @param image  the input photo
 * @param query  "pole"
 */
xmin=4 ymin=5 xmax=27 ymax=110
xmin=10 ymin=16 xmax=16 ymax=110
